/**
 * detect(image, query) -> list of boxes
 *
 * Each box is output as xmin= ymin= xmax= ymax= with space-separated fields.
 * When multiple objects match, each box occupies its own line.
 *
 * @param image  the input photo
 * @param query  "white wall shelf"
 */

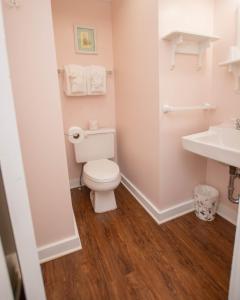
xmin=218 ymin=6 xmax=240 ymax=93
xmin=219 ymin=57 xmax=240 ymax=66
xmin=219 ymin=54 xmax=240 ymax=93
xmin=162 ymin=30 xmax=219 ymax=70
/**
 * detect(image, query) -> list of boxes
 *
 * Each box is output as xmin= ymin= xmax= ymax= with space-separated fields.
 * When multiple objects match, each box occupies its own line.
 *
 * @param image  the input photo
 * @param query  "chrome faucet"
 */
xmin=235 ymin=118 xmax=240 ymax=130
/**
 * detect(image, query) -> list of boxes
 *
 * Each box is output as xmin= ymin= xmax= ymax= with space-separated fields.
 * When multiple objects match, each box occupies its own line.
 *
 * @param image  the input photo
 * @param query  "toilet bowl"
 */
xmin=83 ymin=159 xmax=121 ymax=213
xmin=69 ymin=127 xmax=120 ymax=213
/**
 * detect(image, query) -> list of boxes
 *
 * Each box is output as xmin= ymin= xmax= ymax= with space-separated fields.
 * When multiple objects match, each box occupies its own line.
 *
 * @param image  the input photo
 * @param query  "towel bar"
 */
xmin=57 ymin=68 xmax=113 ymax=75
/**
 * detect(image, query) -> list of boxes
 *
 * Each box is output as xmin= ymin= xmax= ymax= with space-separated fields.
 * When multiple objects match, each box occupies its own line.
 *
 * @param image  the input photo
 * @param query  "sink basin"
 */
xmin=182 ymin=125 xmax=240 ymax=168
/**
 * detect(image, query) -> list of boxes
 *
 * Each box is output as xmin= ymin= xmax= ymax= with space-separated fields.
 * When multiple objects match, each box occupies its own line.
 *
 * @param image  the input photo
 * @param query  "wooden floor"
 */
xmin=42 ymin=184 xmax=236 ymax=300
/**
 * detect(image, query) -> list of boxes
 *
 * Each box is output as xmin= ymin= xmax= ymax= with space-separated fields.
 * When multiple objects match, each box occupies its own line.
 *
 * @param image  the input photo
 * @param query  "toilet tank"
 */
xmin=74 ymin=128 xmax=115 ymax=163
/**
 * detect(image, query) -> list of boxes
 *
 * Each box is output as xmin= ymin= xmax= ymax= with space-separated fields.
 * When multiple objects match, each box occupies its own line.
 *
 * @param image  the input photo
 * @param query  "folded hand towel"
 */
xmin=63 ymin=65 xmax=87 ymax=96
xmin=86 ymin=65 xmax=106 ymax=95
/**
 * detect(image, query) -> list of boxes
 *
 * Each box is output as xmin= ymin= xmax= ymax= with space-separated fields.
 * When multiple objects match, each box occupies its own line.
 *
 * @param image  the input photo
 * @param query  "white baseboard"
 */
xmin=38 ymin=218 xmax=82 ymax=264
xmin=121 ymin=174 xmax=160 ymax=223
xmin=217 ymin=202 xmax=238 ymax=225
xmin=70 ymin=178 xmax=80 ymax=189
xmin=121 ymin=174 xmax=194 ymax=225
xmin=157 ymin=199 xmax=195 ymax=224
xmin=121 ymin=173 xmax=238 ymax=226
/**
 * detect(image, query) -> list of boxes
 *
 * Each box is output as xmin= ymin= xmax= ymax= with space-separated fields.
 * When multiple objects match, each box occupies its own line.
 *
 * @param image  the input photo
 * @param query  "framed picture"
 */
xmin=74 ymin=25 xmax=97 ymax=54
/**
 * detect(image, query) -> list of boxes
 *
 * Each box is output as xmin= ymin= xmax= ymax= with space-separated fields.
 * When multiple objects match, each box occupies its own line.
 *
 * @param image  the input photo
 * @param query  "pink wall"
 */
xmin=51 ymin=0 xmax=116 ymax=182
xmin=2 ymin=0 xmax=76 ymax=247
xmin=3 ymin=0 xmax=238 ymax=241
xmin=206 ymin=0 xmax=240 ymax=211
xmin=112 ymin=0 xmax=160 ymax=206
xmin=158 ymin=0 xmax=240 ymax=211
xmin=158 ymin=0 xmax=215 ymax=209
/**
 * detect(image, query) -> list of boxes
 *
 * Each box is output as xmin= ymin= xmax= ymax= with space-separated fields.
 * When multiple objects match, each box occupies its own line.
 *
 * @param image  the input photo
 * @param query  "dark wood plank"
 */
xmin=41 ymin=184 xmax=235 ymax=300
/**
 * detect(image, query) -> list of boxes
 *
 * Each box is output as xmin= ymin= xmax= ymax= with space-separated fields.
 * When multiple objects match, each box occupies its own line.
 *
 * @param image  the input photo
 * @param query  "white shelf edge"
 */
xmin=162 ymin=30 xmax=220 ymax=70
xmin=218 ymin=3 xmax=240 ymax=93
xmin=219 ymin=58 xmax=240 ymax=66
xmin=162 ymin=30 xmax=220 ymax=42
xmin=219 ymin=57 xmax=240 ymax=93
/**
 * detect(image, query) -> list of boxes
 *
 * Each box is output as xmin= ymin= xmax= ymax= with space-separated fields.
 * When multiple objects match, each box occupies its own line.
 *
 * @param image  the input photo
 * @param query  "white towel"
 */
xmin=86 ymin=65 xmax=106 ymax=95
xmin=63 ymin=65 xmax=87 ymax=96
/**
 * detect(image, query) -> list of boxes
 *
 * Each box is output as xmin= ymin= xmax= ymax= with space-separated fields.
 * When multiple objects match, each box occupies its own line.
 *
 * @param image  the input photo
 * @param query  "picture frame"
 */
xmin=74 ymin=25 xmax=97 ymax=54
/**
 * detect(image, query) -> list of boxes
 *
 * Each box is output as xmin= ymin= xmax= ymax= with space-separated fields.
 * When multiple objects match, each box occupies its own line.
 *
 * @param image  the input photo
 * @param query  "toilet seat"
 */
xmin=83 ymin=159 xmax=120 ymax=183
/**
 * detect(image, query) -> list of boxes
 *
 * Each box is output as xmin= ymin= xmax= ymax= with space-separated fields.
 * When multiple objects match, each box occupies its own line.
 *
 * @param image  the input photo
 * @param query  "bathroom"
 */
xmin=0 ymin=0 xmax=240 ymax=299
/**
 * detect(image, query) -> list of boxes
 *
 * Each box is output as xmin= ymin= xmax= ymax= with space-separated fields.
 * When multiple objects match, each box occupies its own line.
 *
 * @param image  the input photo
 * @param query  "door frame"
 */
xmin=229 ymin=204 xmax=240 ymax=300
xmin=0 ymin=2 xmax=46 ymax=299
xmin=0 ymin=238 xmax=14 ymax=300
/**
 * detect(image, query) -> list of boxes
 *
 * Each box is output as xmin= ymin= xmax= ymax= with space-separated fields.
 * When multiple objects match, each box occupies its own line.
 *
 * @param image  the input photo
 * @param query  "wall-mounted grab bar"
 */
xmin=162 ymin=102 xmax=216 ymax=113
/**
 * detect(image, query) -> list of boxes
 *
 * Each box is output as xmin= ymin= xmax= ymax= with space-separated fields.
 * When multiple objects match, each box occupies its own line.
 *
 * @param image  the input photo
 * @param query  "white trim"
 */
xmin=121 ymin=174 xmax=194 ymax=225
xmin=0 ymin=239 xmax=14 ymax=300
xmin=70 ymin=177 xmax=81 ymax=189
xmin=217 ymin=202 xmax=238 ymax=225
xmin=229 ymin=203 xmax=240 ymax=299
xmin=121 ymin=173 xmax=238 ymax=226
xmin=0 ymin=3 xmax=46 ymax=299
xmin=121 ymin=174 xmax=160 ymax=223
xmin=158 ymin=199 xmax=194 ymax=224
xmin=38 ymin=218 xmax=82 ymax=264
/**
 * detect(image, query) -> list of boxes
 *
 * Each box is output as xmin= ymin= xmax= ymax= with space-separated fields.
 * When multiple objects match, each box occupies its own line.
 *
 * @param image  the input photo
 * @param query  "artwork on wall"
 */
xmin=74 ymin=25 xmax=97 ymax=54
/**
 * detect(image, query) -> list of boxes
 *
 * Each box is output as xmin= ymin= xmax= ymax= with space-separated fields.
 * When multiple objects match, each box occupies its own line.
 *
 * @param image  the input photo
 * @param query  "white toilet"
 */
xmin=72 ymin=128 xmax=121 ymax=213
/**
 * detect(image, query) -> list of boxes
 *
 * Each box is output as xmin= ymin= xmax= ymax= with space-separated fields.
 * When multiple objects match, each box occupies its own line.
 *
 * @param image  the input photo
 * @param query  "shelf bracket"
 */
xmin=162 ymin=31 xmax=219 ymax=70
xmin=171 ymin=36 xmax=210 ymax=70
xmin=198 ymin=40 xmax=210 ymax=70
xmin=229 ymin=63 xmax=240 ymax=93
xmin=219 ymin=61 xmax=240 ymax=93
xmin=170 ymin=34 xmax=183 ymax=70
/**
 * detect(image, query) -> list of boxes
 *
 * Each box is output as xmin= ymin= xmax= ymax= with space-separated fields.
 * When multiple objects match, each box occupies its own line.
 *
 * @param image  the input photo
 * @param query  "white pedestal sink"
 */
xmin=182 ymin=124 xmax=240 ymax=168
xmin=182 ymin=124 xmax=240 ymax=300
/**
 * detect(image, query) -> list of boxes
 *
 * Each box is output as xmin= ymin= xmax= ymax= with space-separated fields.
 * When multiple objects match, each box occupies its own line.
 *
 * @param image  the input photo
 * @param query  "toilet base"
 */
xmin=90 ymin=190 xmax=117 ymax=213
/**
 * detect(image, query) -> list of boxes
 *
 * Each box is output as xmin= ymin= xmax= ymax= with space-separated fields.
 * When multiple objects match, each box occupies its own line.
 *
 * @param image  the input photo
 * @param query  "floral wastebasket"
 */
xmin=194 ymin=185 xmax=219 ymax=221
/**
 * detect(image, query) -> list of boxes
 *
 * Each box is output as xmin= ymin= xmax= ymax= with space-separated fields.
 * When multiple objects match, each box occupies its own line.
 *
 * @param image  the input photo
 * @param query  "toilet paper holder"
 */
xmin=64 ymin=133 xmax=80 ymax=139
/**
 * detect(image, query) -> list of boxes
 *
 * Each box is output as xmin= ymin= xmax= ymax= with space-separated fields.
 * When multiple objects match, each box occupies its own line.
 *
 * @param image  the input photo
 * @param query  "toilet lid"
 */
xmin=84 ymin=159 xmax=120 ymax=183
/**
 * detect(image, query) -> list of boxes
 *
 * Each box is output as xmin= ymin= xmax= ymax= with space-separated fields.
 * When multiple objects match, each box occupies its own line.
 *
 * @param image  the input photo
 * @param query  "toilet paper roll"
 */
xmin=68 ymin=127 xmax=85 ymax=144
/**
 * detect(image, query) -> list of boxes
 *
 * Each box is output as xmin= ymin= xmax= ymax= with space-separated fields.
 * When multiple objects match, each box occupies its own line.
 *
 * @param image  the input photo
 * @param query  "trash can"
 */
xmin=194 ymin=185 xmax=219 ymax=221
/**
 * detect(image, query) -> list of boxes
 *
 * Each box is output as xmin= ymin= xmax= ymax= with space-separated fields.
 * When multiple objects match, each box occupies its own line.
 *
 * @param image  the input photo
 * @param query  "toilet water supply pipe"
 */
xmin=228 ymin=166 xmax=240 ymax=204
